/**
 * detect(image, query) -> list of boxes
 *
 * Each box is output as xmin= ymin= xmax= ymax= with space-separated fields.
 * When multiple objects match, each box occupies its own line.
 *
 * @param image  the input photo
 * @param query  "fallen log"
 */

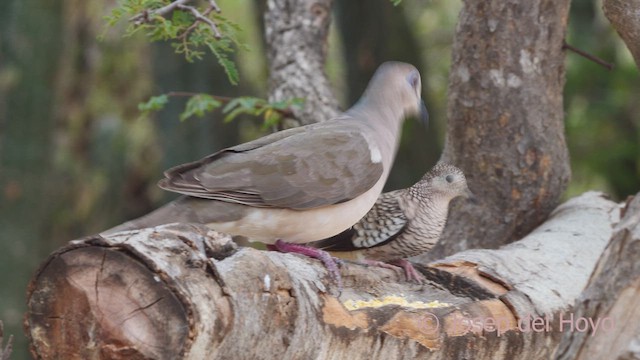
xmin=555 ymin=195 xmax=640 ymax=360
xmin=25 ymin=192 xmax=625 ymax=359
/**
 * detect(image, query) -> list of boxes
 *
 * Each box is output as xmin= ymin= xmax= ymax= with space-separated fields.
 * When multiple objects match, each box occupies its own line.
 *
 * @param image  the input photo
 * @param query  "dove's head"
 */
xmin=414 ymin=163 xmax=473 ymax=202
xmin=361 ymin=62 xmax=429 ymax=127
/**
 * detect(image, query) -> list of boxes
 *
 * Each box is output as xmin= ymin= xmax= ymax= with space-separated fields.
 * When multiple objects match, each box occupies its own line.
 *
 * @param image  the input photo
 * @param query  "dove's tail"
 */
xmin=100 ymin=196 xmax=249 ymax=236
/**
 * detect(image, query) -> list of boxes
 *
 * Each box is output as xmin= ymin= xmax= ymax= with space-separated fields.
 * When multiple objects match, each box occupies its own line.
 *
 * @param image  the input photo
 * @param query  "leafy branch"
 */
xmin=139 ymin=92 xmax=305 ymax=127
xmin=106 ymin=1 xmax=304 ymax=128
xmin=130 ymin=0 xmax=222 ymax=38
xmin=105 ymin=0 xmax=245 ymax=84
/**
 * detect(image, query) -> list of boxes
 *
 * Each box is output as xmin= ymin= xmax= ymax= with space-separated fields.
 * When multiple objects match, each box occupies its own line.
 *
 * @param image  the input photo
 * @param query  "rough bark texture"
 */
xmin=555 ymin=194 xmax=640 ymax=360
xmin=264 ymin=0 xmax=340 ymax=126
xmin=0 ymin=321 xmax=12 ymax=360
xmin=432 ymin=0 xmax=572 ymax=259
xmin=26 ymin=192 xmax=625 ymax=359
xmin=603 ymin=0 xmax=640 ymax=69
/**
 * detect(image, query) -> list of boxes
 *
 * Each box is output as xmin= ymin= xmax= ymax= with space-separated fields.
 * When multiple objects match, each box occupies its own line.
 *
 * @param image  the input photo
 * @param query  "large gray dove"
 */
xmin=308 ymin=163 xmax=471 ymax=282
xmin=103 ymin=62 xmax=427 ymax=285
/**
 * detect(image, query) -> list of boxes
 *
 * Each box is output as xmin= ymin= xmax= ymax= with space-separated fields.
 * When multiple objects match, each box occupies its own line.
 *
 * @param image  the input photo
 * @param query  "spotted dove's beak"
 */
xmin=464 ymin=187 xmax=477 ymax=204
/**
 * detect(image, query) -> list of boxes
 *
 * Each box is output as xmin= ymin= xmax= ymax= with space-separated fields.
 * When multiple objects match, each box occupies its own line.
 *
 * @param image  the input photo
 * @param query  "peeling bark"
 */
xmin=264 ymin=0 xmax=340 ymax=126
xmin=555 ymin=194 xmax=640 ymax=360
xmin=26 ymin=192 xmax=624 ymax=359
xmin=0 ymin=321 xmax=12 ymax=360
xmin=433 ymin=0 xmax=572 ymax=259
xmin=603 ymin=0 xmax=640 ymax=69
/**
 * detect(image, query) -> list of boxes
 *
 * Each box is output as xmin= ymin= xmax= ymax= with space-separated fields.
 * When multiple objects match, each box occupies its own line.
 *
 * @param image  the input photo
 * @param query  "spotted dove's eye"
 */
xmin=445 ymin=175 xmax=454 ymax=183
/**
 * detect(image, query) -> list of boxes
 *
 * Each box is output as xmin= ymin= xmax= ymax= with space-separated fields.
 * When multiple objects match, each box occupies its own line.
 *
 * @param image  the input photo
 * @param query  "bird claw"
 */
xmin=390 ymin=259 xmax=426 ymax=284
xmin=362 ymin=259 xmax=402 ymax=272
xmin=362 ymin=259 xmax=425 ymax=284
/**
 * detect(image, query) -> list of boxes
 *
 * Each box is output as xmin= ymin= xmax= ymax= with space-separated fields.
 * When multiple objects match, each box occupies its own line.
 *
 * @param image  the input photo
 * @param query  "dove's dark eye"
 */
xmin=445 ymin=175 xmax=454 ymax=183
xmin=407 ymin=71 xmax=420 ymax=90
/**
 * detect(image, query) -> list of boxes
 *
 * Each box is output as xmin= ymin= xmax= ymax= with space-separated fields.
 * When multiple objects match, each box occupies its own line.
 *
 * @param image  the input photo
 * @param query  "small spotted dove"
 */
xmin=308 ymin=163 xmax=472 ymax=283
xmin=102 ymin=62 xmax=428 ymax=288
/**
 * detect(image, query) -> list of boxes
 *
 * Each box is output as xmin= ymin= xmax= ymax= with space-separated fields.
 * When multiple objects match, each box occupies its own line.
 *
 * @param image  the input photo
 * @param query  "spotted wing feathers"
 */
xmin=310 ymin=190 xmax=408 ymax=251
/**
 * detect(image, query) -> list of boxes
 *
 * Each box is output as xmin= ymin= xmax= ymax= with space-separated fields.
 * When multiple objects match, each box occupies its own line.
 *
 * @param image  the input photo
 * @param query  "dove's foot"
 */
xmin=390 ymin=259 xmax=425 ymax=283
xmin=270 ymin=240 xmax=343 ymax=291
xmin=362 ymin=259 xmax=425 ymax=283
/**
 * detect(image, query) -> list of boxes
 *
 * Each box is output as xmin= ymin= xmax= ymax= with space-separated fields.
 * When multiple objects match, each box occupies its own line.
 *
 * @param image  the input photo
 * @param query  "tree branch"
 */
xmin=164 ymin=92 xmax=297 ymax=118
xmin=130 ymin=0 xmax=223 ymax=40
xmin=562 ymin=41 xmax=614 ymax=70
xmin=130 ymin=0 xmax=193 ymax=24
xmin=176 ymin=4 xmax=222 ymax=39
xmin=207 ymin=0 xmax=220 ymax=13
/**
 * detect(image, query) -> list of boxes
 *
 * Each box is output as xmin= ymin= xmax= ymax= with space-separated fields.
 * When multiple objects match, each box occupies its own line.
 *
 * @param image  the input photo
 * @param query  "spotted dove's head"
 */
xmin=416 ymin=163 xmax=472 ymax=201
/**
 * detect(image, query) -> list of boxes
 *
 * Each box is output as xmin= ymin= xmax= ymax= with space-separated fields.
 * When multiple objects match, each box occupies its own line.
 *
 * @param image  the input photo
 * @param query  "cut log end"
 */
xmin=26 ymin=246 xmax=189 ymax=359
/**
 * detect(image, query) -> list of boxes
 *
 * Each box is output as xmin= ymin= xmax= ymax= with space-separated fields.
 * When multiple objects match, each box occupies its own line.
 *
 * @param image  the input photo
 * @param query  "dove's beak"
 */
xmin=419 ymin=100 xmax=429 ymax=128
xmin=464 ymin=187 xmax=477 ymax=204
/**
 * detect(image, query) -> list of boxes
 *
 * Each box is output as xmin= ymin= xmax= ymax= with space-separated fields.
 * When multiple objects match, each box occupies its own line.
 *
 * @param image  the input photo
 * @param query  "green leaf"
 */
xmin=290 ymin=98 xmax=305 ymax=107
xmin=138 ymin=94 xmax=169 ymax=112
xmin=222 ymin=96 xmax=266 ymax=123
xmin=171 ymin=8 xmax=193 ymax=25
xmin=180 ymin=94 xmax=222 ymax=121
xmin=207 ymin=42 xmax=239 ymax=85
xmin=222 ymin=107 xmax=250 ymax=123
xmin=263 ymin=109 xmax=282 ymax=129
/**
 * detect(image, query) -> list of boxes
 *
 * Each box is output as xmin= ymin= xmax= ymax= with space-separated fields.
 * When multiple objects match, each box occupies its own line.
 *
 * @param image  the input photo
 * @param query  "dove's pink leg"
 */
xmin=270 ymin=240 xmax=343 ymax=291
xmin=390 ymin=259 xmax=425 ymax=283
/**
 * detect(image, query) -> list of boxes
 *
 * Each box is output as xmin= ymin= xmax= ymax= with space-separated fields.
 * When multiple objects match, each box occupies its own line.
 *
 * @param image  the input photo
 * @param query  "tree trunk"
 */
xmin=555 ymin=194 xmax=640 ymax=360
xmin=0 ymin=321 xmax=12 ymax=360
xmin=603 ymin=0 xmax=640 ymax=69
xmin=431 ymin=0 xmax=573 ymax=259
xmin=26 ymin=192 xmax=627 ymax=359
xmin=264 ymin=0 xmax=340 ymax=126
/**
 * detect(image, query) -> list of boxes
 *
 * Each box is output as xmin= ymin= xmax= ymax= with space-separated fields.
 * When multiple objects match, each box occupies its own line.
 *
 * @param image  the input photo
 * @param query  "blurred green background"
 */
xmin=0 ymin=0 xmax=638 ymax=357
